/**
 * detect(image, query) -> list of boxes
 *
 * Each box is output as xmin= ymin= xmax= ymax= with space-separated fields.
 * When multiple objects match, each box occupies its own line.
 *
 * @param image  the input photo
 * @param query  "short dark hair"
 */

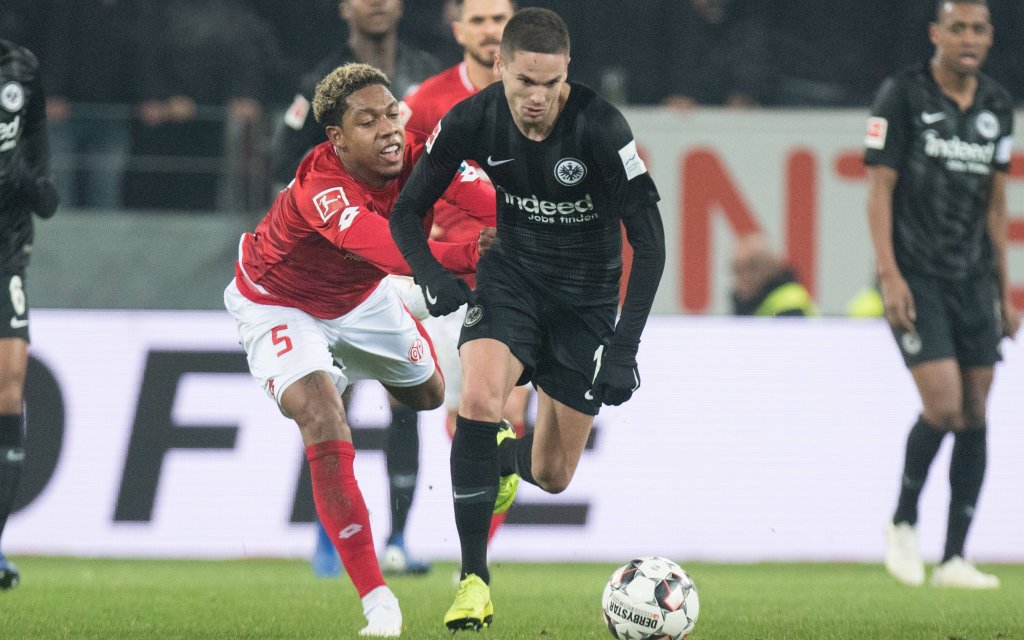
xmin=454 ymin=0 xmax=517 ymax=19
xmin=313 ymin=63 xmax=391 ymax=127
xmin=935 ymin=0 xmax=988 ymax=21
xmin=499 ymin=7 xmax=569 ymax=59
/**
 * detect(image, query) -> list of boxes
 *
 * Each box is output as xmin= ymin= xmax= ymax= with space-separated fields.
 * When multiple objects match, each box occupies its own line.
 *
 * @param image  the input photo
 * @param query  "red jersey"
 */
xmin=403 ymin=63 xmax=477 ymax=144
xmin=235 ymin=140 xmax=488 ymax=319
xmin=402 ymin=62 xmax=496 ymax=254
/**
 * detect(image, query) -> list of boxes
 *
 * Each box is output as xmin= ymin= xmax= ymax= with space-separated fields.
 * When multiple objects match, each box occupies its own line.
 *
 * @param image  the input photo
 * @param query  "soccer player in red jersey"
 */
xmin=225 ymin=63 xmax=493 ymax=637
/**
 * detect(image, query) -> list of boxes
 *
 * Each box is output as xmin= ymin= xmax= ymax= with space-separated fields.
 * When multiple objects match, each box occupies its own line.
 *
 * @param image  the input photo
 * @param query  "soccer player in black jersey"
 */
xmin=865 ymin=0 xmax=1019 ymax=590
xmin=390 ymin=7 xmax=665 ymax=631
xmin=0 ymin=38 xmax=59 ymax=592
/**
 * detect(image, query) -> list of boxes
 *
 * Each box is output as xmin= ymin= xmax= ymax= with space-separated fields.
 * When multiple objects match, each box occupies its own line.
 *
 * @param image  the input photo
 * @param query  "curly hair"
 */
xmin=313 ymin=63 xmax=391 ymax=127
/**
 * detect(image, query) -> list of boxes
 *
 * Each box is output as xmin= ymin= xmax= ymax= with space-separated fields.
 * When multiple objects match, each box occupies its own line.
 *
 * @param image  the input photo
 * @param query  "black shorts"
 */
xmin=459 ymin=253 xmax=616 ymax=415
xmin=0 ymin=270 xmax=30 ymax=342
xmin=891 ymin=272 xmax=1001 ymax=368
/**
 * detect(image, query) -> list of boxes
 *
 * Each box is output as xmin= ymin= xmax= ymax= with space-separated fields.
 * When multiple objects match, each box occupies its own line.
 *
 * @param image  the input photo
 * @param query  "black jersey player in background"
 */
xmin=0 ymin=38 xmax=59 ymax=591
xmin=390 ymin=7 xmax=665 ymax=631
xmin=865 ymin=0 xmax=1019 ymax=590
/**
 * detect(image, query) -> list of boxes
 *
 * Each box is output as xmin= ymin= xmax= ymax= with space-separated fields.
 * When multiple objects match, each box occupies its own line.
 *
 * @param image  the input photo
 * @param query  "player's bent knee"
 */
xmin=533 ymin=468 xmax=571 ymax=495
xmin=924 ymin=409 xmax=963 ymax=432
xmin=289 ymin=399 xmax=349 ymax=444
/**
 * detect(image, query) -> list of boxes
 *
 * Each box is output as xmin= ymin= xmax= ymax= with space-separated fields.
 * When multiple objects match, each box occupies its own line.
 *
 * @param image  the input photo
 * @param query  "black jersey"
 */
xmin=0 ymin=38 xmax=48 ymax=271
xmin=401 ymin=82 xmax=659 ymax=298
xmin=864 ymin=62 xmax=1014 ymax=281
xmin=391 ymin=81 xmax=664 ymax=351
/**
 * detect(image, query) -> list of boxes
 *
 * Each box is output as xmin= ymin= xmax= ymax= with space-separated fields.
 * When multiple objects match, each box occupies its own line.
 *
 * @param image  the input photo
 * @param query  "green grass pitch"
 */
xmin=1 ymin=558 xmax=1022 ymax=639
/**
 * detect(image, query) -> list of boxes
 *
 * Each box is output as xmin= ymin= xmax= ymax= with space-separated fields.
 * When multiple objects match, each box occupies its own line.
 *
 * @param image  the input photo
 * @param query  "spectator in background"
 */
xmin=271 ymin=0 xmax=441 ymax=188
xmin=663 ymin=0 xmax=770 ymax=110
xmin=729 ymin=233 xmax=817 ymax=317
xmin=399 ymin=0 xmax=463 ymax=67
xmin=44 ymin=0 xmax=142 ymax=209
xmin=866 ymin=0 xmax=1018 ymax=589
xmin=271 ymin=0 xmax=442 ymax=580
xmin=0 ymin=37 xmax=60 ymax=592
xmin=767 ymin=0 xmax=898 ymax=107
xmin=0 ymin=0 xmax=46 ymax=56
xmin=846 ymin=279 xmax=885 ymax=319
xmin=126 ymin=0 xmax=280 ymax=211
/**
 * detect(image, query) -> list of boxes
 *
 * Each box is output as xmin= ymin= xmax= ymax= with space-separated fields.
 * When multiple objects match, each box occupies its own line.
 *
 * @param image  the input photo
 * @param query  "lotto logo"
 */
xmin=338 ymin=524 xmax=363 ymax=539
xmin=409 ymin=338 xmax=424 ymax=362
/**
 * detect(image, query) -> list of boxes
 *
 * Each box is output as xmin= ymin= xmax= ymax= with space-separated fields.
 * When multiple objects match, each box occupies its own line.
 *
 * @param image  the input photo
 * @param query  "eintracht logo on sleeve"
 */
xmin=1 ymin=82 xmax=24 ymax=112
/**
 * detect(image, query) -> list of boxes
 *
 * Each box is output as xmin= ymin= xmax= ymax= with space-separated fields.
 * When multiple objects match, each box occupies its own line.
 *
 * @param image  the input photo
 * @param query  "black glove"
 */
xmin=0 ymin=158 xmax=58 ymax=218
xmin=28 ymin=176 xmax=59 ymax=218
xmin=415 ymin=267 xmax=471 ymax=317
xmin=589 ymin=343 xmax=641 ymax=406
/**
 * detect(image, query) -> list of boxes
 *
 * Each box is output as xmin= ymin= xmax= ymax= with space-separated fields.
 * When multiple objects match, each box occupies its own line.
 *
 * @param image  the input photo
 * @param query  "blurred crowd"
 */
xmin=2 ymin=0 xmax=1022 ymax=211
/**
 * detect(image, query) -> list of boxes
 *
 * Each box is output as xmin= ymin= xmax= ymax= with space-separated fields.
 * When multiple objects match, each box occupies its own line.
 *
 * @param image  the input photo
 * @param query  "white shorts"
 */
xmin=422 ymin=303 xmax=467 ymax=411
xmin=224 ymin=278 xmax=437 ymax=405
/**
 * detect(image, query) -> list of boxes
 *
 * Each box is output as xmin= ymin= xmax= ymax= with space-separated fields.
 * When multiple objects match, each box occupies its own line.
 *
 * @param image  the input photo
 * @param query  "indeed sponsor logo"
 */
xmin=503 ymin=191 xmax=597 ymax=224
xmin=0 ymin=115 xmax=19 ymax=140
xmin=923 ymin=130 xmax=994 ymax=164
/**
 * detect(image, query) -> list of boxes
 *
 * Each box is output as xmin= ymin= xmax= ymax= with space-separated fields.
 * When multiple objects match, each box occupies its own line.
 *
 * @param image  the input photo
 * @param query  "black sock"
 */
xmin=0 ymin=414 xmax=25 ymax=542
xmin=451 ymin=415 xmax=500 ymax=584
xmin=385 ymin=405 xmax=419 ymax=543
xmin=943 ymin=428 xmax=987 ymax=562
xmin=893 ymin=416 xmax=946 ymax=526
xmin=498 ymin=430 xmax=537 ymax=487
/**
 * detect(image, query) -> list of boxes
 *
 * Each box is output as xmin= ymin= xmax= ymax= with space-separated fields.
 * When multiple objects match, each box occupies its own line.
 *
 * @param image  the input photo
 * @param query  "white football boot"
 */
xmin=884 ymin=522 xmax=925 ymax=586
xmin=359 ymin=585 xmax=403 ymax=637
xmin=932 ymin=556 xmax=1000 ymax=589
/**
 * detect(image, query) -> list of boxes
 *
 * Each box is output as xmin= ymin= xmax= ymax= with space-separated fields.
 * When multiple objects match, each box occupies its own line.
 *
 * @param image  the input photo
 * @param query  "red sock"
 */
xmin=487 ymin=512 xmax=507 ymax=543
xmin=306 ymin=440 xmax=384 ymax=597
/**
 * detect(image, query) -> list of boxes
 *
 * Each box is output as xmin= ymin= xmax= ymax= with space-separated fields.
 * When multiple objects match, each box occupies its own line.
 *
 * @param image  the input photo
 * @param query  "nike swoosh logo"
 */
xmin=584 ymin=390 xmax=594 ymax=400
xmin=4 ymin=449 xmax=25 ymax=462
xmin=424 ymin=286 xmax=438 ymax=305
xmin=486 ymin=155 xmax=514 ymax=167
xmin=921 ymin=111 xmax=946 ymax=124
xmin=453 ymin=489 xmax=487 ymax=499
xmin=10 ymin=317 xmax=28 ymax=329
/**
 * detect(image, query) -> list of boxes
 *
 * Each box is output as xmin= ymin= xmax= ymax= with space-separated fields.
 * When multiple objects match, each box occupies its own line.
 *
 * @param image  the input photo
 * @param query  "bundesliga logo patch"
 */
xmin=865 ymin=117 xmax=888 ymax=150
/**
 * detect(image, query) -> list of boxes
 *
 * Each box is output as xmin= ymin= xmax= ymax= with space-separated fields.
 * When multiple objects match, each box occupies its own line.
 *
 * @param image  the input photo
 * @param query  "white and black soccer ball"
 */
xmin=601 ymin=556 xmax=699 ymax=640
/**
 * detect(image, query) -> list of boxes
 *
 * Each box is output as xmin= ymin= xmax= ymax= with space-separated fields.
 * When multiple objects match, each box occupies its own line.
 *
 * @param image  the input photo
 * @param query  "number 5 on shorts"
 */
xmin=271 ymin=324 xmax=293 ymax=356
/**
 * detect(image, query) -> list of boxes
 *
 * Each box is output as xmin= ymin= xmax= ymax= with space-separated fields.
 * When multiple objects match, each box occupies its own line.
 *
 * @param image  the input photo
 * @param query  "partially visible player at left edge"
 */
xmin=0 ymin=37 xmax=60 ymax=591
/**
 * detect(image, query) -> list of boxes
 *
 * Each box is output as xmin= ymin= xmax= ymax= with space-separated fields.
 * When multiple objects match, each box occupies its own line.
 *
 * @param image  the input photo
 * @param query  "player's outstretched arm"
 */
xmin=391 ymin=126 xmax=473 ymax=316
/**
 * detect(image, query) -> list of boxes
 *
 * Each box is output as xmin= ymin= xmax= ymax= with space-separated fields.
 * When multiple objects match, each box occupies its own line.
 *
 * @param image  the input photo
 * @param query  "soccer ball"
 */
xmin=601 ymin=556 xmax=699 ymax=640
